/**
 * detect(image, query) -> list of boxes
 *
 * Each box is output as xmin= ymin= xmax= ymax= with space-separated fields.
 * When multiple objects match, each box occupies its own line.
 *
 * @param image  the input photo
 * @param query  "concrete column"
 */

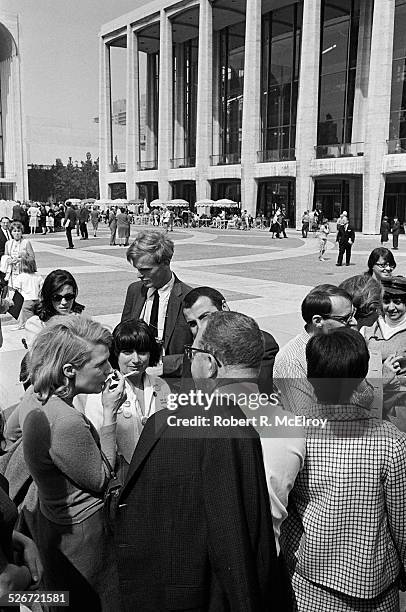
xmin=211 ymin=31 xmax=221 ymax=159
xmin=363 ymin=0 xmax=395 ymax=234
xmin=295 ymin=0 xmax=322 ymax=228
xmin=98 ymin=37 xmax=112 ymax=199
xmin=145 ymin=54 xmax=157 ymax=163
xmin=352 ymin=0 xmax=373 ymax=145
xmin=158 ymin=9 xmax=173 ymax=200
xmin=125 ymin=26 xmax=140 ymax=200
xmin=173 ymin=44 xmax=186 ymax=162
xmin=195 ymin=0 xmax=213 ymax=201
xmin=241 ymin=0 xmax=261 ymax=216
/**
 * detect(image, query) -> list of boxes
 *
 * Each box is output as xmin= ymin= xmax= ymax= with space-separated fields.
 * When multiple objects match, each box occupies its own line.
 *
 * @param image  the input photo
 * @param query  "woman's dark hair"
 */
xmin=367 ymin=247 xmax=396 ymax=275
xmin=110 ymin=319 xmax=161 ymax=369
xmin=34 ymin=269 xmax=84 ymax=322
xmin=306 ymin=328 xmax=369 ymax=404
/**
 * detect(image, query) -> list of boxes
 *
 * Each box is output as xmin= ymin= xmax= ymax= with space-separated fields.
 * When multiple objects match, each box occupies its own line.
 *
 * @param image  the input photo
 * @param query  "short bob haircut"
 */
xmin=366 ymin=247 xmax=396 ymax=276
xmin=306 ymin=327 xmax=369 ymax=404
xmin=301 ymin=284 xmax=352 ymax=324
xmin=126 ymin=230 xmax=174 ymax=266
xmin=29 ymin=314 xmax=112 ymax=403
xmin=109 ymin=319 xmax=161 ymax=369
xmin=34 ymin=269 xmax=84 ymax=322
xmin=10 ymin=221 xmax=24 ymax=233
xmin=183 ymin=286 xmax=225 ymax=311
xmin=200 ymin=311 xmax=264 ymax=371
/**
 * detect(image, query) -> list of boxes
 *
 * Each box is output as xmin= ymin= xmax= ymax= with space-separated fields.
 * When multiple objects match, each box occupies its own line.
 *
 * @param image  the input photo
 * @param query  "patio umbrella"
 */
xmin=168 ymin=199 xmax=189 ymax=207
xmin=214 ymin=198 xmax=237 ymax=208
xmin=150 ymin=199 xmax=167 ymax=208
xmin=195 ymin=199 xmax=215 ymax=207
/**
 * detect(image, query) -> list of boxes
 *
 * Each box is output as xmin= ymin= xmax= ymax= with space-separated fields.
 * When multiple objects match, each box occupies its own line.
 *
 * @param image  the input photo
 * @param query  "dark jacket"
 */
xmin=380 ymin=220 xmax=390 ymax=242
xmin=337 ymin=223 xmax=355 ymax=246
xmin=113 ymin=401 xmax=279 ymax=612
xmin=121 ymin=275 xmax=193 ymax=376
xmin=64 ymin=206 xmax=77 ymax=227
xmin=0 ymin=228 xmax=10 ymax=258
xmin=392 ymin=221 xmax=401 ymax=236
xmin=78 ymin=207 xmax=90 ymax=223
xmin=12 ymin=204 xmax=22 ymax=222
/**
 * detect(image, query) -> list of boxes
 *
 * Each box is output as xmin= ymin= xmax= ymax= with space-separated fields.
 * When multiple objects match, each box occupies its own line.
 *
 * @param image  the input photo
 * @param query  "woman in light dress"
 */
xmin=27 ymin=204 xmax=40 ymax=235
xmin=1 ymin=222 xmax=35 ymax=288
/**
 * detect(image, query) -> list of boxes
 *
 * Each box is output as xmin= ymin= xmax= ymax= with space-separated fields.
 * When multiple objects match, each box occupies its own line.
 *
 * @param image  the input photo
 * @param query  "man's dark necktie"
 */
xmin=149 ymin=290 xmax=159 ymax=337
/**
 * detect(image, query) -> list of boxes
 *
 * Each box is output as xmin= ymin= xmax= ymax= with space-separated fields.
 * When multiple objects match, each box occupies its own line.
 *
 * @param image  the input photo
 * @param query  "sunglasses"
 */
xmin=52 ymin=293 xmax=75 ymax=303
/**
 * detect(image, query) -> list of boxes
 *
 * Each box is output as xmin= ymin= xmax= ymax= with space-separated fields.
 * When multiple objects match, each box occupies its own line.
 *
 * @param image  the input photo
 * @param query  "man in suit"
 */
xmin=392 ymin=216 xmax=401 ymax=250
xmin=0 ymin=217 xmax=11 ymax=258
xmin=63 ymin=202 xmax=77 ymax=249
xmin=336 ymin=218 xmax=355 ymax=266
xmin=113 ymin=311 xmax=280 ymax=611
xmin=121 ymin=230 xmax=193 ymax=378
xmin=183 ymin=286 xmax=279 ymax=393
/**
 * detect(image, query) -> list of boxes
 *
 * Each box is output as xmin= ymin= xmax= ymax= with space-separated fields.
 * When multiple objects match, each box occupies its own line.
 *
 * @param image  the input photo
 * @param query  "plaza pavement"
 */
xmin=1 ymin=223 xmax=406 ymax=407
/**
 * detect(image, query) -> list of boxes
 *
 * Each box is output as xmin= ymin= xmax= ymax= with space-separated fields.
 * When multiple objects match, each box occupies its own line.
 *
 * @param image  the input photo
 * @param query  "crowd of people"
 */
xmin=0 ymin=225 xmax=406 ymax=611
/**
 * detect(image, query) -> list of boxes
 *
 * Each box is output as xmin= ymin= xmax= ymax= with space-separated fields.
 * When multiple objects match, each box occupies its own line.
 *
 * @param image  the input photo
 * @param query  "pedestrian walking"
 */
xmin=63 ymin=202 xmax=76 ymax=249
xmin=380 ymin=216 xmax=390 ymax=245
xmin=336 ymin=218 xmax=355 ymax=266
xmin=301 ymin=211 xmax=310 ymax=238
xmin=27 ymin=203 xmax=39 ymax=236
xmin=270 ymin=209 xmax=281 ymax=238
xmin=392 ymin=216 xmax=401 ymax=250
xmin=78 ymin=204 xmax=90 ymax=240
xmin=108 ymin=208 xmax=117 ymax=245
xmin=116 ymin=207 xmax=130 ymax=246
xmin=90 ymin=207 xmax=100 ymax=237
xmin=280 ymin=208 xmax=288 ymax=238
xmin=45 ymin=209 xmax=54 ymax=233
xmin=318 ymin=218 xmax=330 ymax=261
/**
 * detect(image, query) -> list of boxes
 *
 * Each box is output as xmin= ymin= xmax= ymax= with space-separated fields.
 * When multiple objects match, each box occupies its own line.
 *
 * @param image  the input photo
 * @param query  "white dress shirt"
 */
xmin=140 ymin=273 xmax=175 ymax=341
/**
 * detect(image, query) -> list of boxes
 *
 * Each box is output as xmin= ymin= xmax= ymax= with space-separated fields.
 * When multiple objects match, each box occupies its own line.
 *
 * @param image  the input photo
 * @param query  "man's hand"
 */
xmin=12 ymin=531 xmax=43 ymax=589
xmin=383 ymin=354 xmax=401 ymax=384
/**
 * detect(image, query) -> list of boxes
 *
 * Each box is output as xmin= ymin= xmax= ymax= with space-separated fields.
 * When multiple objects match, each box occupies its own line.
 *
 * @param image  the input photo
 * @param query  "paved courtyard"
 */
xmin=2 ymin=223 xmax=406 ymax=406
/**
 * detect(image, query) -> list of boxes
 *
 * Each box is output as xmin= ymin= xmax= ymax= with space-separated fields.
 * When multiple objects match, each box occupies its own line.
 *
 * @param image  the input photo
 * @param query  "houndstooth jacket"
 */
xmin=280 ymin=404 xmax=406 ymax=599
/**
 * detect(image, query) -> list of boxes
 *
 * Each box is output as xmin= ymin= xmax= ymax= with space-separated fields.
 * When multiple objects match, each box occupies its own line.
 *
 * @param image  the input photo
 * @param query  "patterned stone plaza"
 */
xmin=1 ymin=224 xmax=405 ymax=406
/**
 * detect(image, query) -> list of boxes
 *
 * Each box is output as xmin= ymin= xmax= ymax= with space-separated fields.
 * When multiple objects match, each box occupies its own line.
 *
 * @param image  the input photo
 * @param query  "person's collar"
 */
xmin=147 ymin=272 xmax=175 ymax=298
xmin=305 ymin=404 xmax=375 ymax=422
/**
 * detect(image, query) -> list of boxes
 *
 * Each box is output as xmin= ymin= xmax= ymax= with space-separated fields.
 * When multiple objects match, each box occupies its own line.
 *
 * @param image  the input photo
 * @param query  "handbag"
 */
xmin=100 ymin=449 xmax=122 ymax=528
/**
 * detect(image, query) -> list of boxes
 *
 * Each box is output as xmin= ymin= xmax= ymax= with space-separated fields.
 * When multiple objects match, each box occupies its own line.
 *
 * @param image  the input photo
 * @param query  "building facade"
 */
xmin=0 ymin=12 xmax=27 ymax=202
xmin=99 ymin=0 xmax=406 ymax=233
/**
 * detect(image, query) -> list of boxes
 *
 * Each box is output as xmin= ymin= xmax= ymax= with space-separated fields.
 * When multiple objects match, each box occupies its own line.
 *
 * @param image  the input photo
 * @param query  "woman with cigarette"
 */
xmin=84 ymin=319 xmax=170 ymax=478
xmin=22 ymin=315 xmax=126 ymax=610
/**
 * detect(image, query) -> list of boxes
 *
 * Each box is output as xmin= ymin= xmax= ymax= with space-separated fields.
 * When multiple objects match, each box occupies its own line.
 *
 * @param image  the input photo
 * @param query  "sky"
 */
xmin=5 ymin=0 xmax=145 ymax=128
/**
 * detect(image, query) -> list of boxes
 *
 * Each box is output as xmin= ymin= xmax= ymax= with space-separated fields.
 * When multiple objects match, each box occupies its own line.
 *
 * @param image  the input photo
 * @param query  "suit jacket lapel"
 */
xmin=163 ymin=277 xmax=183 ymax=350
xmin=121 ymin=409 xmax=169 ymax=496
xmin=133 ymin=284 xmax=148 ymax=320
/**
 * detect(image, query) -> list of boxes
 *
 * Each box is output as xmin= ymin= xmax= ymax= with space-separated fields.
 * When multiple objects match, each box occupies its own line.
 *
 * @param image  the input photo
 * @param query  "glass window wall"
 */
xmin=172 ymin=38 xmax=198 ymax=166
xmin=389 ymin=0 xmax=406 ymax=144
xmin=260 ymin=3 xmax=302 ymax=161
xmin=108 ymin=39 xmax=127 ymax=172
xmin=317 ymin=0 xmax=360 ymax=146
xmin=217 ymin=22 xmax=245 ymax=163
xmin=138 ymin=51 xmax=159 ymax=169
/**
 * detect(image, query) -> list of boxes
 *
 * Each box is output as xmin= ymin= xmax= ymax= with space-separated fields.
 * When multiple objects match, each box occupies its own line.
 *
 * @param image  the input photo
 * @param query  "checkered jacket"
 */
xmin=280 ymin=405 xmax=406 ymax=599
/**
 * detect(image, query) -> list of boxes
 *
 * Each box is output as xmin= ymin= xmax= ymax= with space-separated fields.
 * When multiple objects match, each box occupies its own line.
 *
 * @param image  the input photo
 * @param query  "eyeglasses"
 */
xmin=321 ymin=308 xmax=357 ymax=325
xmin=383 ymin=296 xmax=405 ymax=305
xmin=52 ymin=293 xmax=75 ymax=303
xmin=375 ymin=262 xmax=394 ymax=270
xmin=184 ymin=345 xmax=222 ymax=367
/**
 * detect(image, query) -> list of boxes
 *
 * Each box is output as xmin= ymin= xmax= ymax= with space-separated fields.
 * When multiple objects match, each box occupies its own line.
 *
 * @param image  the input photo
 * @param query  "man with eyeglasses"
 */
xmin=274 ymin=284 xmax=360 ymax=414
xmin=113 ymin=311 xmax=282 ymax=610
xmin=0 ymin=217 xmax=11 ymax=258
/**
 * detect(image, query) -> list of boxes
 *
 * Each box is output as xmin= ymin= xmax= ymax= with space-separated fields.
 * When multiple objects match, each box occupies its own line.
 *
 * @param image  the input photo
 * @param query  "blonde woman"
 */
xmin=22 ymin=315 xmax=126 ymax=611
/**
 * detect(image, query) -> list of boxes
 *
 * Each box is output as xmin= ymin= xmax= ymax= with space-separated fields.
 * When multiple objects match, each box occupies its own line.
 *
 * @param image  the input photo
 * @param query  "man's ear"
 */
xmin=207 ymin=355 xmax=219 ymax=378
xmin=221 ymin=300 xmax=230 ymax=312
xmin=62 ymin=363 xmax=76 ymax=380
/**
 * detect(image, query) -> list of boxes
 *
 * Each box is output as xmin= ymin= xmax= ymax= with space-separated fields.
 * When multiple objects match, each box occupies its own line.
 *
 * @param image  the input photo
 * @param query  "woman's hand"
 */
xmin=102 ymin=372 xmax=127 ymax=425
xmin=0 ymin=563 xmax=32 ymax=596
xmin=383 ymin=354 xmax=401 ymax=384
xmin=12 ymin=531 xmax=43 ymax=589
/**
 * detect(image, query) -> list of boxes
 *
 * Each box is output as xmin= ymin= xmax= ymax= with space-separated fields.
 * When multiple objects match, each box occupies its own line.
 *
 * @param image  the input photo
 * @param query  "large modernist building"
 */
xmin=99 ymin=0 xmax=405 ymax=233
xmin=0 ymin=12 xmax=27 ymax=202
